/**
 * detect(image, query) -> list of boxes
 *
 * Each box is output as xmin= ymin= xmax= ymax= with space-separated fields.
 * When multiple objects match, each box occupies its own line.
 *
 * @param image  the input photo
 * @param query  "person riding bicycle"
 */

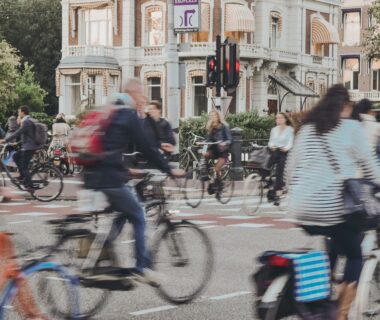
xmin=0 ymin=106 xmax=39 ymax=190
xmin=203 ymin=109 xmax=232 ymax=195
xmin=286 ymin=84 xmax=380 ymax=320
xmin=268 ymin=112 xmax=294 ymax=205
xmin=82 ymin=78 xmax=183 ymax=282
xmin=48 ymin=113 xmax=73 ymax=172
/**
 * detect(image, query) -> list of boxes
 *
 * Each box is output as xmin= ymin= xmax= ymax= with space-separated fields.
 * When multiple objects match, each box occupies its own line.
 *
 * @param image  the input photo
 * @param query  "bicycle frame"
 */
xmin=0 ymin=260 xmax=81 ymax=320
xmin=0 ymin=147 xmax=22 ymax=190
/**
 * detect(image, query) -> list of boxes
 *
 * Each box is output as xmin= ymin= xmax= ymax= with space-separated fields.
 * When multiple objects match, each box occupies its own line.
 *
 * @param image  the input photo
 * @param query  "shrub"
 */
xmin=30 ymin=112 xmax=55 ymax=129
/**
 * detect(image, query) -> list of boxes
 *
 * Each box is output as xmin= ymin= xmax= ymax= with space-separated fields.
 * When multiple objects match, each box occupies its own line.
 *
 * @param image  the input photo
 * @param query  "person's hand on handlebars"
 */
xmin=0 ymin=139 xmax=5 ymax=144
xmin=161 ymin=143 xmax=175 ymax=153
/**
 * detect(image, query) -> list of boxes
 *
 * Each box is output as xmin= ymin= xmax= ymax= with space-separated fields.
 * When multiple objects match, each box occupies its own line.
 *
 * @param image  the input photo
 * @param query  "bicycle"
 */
xmin=0 ymin=231 xmax=81 ymax=319
xmin=0 ymin=144 xmax=64 ymax=202
xmin=242 ymin=144 xmax=287 ymax=215
xmin=184 ymin=141 xmax=235 ymax=208
xmin=253 ymin=228 xmax=380 ymax=320
xmin=37 ymin=170 xmax=214 ymax=318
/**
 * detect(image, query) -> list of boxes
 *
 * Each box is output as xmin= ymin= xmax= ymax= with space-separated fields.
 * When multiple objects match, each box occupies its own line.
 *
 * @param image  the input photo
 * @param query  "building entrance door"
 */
xmin=268 ymin=99 xmax=278 ymax=114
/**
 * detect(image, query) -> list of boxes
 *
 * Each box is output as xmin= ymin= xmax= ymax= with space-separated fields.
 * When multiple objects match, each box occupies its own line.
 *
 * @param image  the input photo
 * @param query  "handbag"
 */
xmin=321 ymin=136 xmax=380 ymax=231
xmin=248 ymin=147 xmax=272 ymax=170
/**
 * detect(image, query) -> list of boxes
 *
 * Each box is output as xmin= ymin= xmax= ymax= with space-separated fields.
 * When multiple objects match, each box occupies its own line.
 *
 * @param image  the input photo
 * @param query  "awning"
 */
xmin=312 ymin=16 xmax=340 ymax=45
xmin=200 ymin=2 xmax=210 ymax=32
xmin=70 ymin=0 xmax=111 ymax=9
xmin=269 ymin=75 xmax=319 ymax=98
xmin=225 ymin=4 xmax=255 ymax=33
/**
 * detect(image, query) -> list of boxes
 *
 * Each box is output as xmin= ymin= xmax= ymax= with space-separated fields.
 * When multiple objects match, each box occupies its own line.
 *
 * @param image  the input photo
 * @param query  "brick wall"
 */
xmin=113 ymin=0 xmax=123 ymax=46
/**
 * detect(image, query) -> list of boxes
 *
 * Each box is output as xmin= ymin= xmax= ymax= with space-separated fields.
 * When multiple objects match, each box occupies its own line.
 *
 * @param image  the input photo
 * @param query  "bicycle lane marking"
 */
xmin=209 ymin=291 xmax=251 ymax=300
xmin=130 ymin=305 xmax=177 ymax=316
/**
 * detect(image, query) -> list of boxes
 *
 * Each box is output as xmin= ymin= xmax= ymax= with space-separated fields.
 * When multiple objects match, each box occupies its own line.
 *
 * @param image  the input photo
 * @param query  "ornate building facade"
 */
xmin=57 ymin=0 xmax=341 ymax=118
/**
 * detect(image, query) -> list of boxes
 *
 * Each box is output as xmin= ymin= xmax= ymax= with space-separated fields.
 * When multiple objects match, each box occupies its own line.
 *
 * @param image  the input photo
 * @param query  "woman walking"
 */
xmin=286 ymin=84 xmax=380 ymax=320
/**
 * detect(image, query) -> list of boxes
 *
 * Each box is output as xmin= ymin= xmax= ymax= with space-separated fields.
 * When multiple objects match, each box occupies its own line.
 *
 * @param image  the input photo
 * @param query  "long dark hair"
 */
xmin=352 ymin=98 xmax=372 ymax=121
xmin=303 ymin=84 xmax=350 ymax=134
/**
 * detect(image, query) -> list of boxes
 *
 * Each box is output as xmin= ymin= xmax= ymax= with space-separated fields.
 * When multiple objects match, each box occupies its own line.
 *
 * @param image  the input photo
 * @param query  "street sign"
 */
xmin=173 ymin=0 xmax=200 ymax=33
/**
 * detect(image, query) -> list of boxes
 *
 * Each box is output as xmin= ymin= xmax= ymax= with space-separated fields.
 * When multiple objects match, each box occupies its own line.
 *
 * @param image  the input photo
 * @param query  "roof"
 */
xmin=269 ymin=74 xmax=319 ymax=98
xmin=58 ymin=55 xmax=120 ymax=69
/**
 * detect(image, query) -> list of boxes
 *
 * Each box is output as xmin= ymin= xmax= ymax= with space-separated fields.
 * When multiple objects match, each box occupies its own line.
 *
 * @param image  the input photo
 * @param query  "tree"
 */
xmin=0 ymin=0 xmax=62 ymax=114
xmin=366 ymin=0 xmax=380 ymax=59
xmin=0 ymin=40 xmax=46 ymax=124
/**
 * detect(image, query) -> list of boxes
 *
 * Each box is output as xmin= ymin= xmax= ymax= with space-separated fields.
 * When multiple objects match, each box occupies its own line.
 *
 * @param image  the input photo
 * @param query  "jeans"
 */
xmin=268 ymin=149 xmax=288 ymax=191
xmin=101 ymin=186 xmax=149 ymax=272
xmin=303 ymin=223 xmax=363 ymax=283
xmin=13 ymin=150 xmax=35 ymax=187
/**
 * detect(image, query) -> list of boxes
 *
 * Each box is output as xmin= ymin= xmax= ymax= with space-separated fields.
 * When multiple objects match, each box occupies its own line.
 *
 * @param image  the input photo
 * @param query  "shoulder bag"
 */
xmin=321 ymin=135 xmax=380 ymax=231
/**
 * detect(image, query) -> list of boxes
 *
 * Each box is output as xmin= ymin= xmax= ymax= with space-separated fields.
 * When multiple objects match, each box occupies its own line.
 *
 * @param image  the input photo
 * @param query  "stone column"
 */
xmin=121 ymin=0 xmax=136 ymax=80
xmin=61 ymin=0 xmax=69 ymax=58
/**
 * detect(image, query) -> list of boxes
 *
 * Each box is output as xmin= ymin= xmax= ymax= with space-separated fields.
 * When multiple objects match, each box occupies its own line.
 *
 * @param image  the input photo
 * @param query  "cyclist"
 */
xmin=48 ymin=113 xmax=73 ymax=172
xmin=268 ymin=112 xmax=294 ymax=205
xmin=147 ymin=101 xmax=176 ymax=156
xmin=0 ymin=106 xmax=39 ymax=190
xmin=82 ymin=78 xmax=183 ymax=282
xmin=286 ymin=84 xmax=380 ymax=320
xmin=204 ymin=109 xmax=232 ymax=195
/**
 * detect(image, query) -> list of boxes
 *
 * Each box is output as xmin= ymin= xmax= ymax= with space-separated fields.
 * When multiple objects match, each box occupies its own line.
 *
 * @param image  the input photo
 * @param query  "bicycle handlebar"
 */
xmin=196 ymin=141 xmax=223 ymax=146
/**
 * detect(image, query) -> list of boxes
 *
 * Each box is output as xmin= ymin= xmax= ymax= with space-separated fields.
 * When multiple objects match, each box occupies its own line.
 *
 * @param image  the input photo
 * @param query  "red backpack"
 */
xmin=70 ymin=106 xmax=117 ymax=166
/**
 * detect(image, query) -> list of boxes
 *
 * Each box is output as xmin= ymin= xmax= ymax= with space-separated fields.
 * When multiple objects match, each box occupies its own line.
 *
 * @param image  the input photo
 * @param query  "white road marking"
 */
xmin=35 ymin=204 xmax=71 ymax=209
xmin=275 ymin=218 xmax=297 ymax=223
xmin=189 ymin=220 xmax=214 ymax=225
xmin=1 ymin=202 xmax=29 ymax=206
xmin=200 ymin=225 xmax=218 ymax=229
xmin=130 ymin=305 xmax=177 ymax=316
xmin=227 ymin=223 xmax=273 ymax=228
xmin=175 ymin=213 xmax=202 ymax=217
xmin=209 ymin=291 xmax=251 ymax=301
xmin=17 ymin=212 xmax=54 ymax=217
xmin=45 ymin=276 xmax=68 ymax=282
xmin=216 ymin=208 xmax=241 ymax=212
xmin=121 ymin=240 xmax=135 ymax=244
xmin=0 ymin=210 xmax=10 ymax=213
xmin=7 ymin=220 xmax=32 ymax=225
xmin=221 ymin=215 xmax=257 ymax=220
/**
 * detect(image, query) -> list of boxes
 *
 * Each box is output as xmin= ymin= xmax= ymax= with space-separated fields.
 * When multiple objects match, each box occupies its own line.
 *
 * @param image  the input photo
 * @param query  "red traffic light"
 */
xmin=236 ymin=60 xmax=240 ymax=73
xmin=209 ymin=58 xmax=216 ymax=70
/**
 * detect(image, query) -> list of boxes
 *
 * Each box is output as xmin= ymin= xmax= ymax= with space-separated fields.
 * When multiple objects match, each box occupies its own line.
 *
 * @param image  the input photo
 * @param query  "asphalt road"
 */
xmin=0 ymin=181 xmax=325 ymax=320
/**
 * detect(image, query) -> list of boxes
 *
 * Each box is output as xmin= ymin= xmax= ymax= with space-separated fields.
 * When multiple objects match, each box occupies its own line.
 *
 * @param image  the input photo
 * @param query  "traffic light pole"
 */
xmin=215 ymin=35 xmax=222 ymax=111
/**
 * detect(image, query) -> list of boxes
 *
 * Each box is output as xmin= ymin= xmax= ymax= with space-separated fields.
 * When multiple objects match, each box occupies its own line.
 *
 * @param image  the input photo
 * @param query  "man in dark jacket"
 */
xmin=0 ymin=106 xmax=39 ymax=188
xmin=84 ymin=79 xmax=183 ymax=282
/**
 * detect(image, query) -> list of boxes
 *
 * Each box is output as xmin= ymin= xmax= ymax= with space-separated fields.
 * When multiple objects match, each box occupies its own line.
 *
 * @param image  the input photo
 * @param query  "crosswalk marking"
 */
xmin=228 ymin=223 xmax=273 ymax=228
xmin=130 ymin=305 xmax=177 ymax=316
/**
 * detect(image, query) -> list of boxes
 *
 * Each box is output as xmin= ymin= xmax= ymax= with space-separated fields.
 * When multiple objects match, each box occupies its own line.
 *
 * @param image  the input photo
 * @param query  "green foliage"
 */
xmin=30 ymin=112 xmax=55 ymax=129
xmin=0 ymin=0 xmax=62 ymax=113
xmin=179 ymin=112 xmax=275 ymax=150
xmin=14 ymin=64 xmax=47 ymax=112
xmin=366 ymin=0 xmax=380 ymax=59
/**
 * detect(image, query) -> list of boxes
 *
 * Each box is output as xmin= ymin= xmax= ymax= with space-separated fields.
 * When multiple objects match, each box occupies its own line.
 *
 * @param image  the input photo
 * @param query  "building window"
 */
xmin=108 ymin=75 xmax=119 ymax=96
xmin=83 ymin=8 xmax=113 ymax=46
xmin=343 ymin=11 xmax=361 ymax=46
xmin=192 ymin=2 xmax=210 ymax=42
xmin=145 ymin=6 xmax=164 ymax=46
xmin=372 ymin=59 xmax=380 ymax=91
xmin=147 ymin=77 xmax=162 ymax=102
xmin=270 ymin=16 xmax=279 ymax=49
xmin=65 ymin=75 xmax=81 ymax=114
xmin=319 ymin=78 xmax=327 ymax=95
xmin=192 ymin=76 xmax=207 ymax=116
xmin=342 ymin=58 xmax=360 ymax=90
xmin=224 ymin=31 xmax=246 ymax=43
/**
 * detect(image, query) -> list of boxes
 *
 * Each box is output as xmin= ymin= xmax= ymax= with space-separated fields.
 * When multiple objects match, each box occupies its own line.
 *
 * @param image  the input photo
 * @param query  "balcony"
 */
xmin=143 ymin=46 xmax=164 ymax=57
xmin=178 ymin=42 xmax=215 ymax=57
xmin=312 ymin=56 xmax=323 ymax=65
xmin=349 ymin=91 xmax=380 ymax=102
xmin=271 ymin=49 xmax=300 ymax=64
xmin=64 ymin=45 xmax=115 ymax=58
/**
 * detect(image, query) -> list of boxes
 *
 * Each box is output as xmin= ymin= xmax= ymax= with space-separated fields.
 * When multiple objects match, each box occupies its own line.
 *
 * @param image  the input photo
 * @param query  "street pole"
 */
xmin=166 ymin=0 xmax=180 ymax=129
xmin=215 ymin=35 xmax=222 ymax=111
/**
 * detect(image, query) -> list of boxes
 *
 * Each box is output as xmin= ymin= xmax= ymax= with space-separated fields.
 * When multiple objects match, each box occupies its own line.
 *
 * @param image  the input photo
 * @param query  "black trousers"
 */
xmin=13 ymin=150 xmax=35 ymax=187
xmin=269 ymin=149 xmax=288 ymax=191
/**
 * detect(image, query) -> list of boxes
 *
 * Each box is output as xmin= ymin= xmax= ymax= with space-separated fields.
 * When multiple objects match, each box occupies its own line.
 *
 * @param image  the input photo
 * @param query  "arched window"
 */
xmin=192 ymin=1 xmax=210 ymax=42
xmin=144 ymin=4 xmax=165 ymax=46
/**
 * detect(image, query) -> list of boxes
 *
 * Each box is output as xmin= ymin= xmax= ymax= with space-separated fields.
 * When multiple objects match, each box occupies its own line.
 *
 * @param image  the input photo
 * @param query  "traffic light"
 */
xmin=223 ymin=43 xmax=240 ymax=90
xmin=206 ymin=55 xmax=217 ymax=87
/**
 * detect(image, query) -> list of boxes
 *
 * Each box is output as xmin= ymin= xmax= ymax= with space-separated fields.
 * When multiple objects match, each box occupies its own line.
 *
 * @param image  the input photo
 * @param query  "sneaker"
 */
xmin=131 ymin=269 xmax=161 ymax=287
xmin=273 ymin=196 xmax=280 ymax=206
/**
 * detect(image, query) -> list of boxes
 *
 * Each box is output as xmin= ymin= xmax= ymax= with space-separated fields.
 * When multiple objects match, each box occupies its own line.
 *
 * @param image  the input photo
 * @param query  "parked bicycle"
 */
xmin=184 ymin=141 xmax=234 ymax=208
xmin=0 ymin=144 xmax=63 ymax=202
xmin=37 ymin=170 xmax=213 ymax=318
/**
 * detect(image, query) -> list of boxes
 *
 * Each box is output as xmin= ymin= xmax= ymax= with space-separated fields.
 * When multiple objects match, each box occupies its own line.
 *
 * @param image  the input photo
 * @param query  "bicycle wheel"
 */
xmin=151 ymin=221 xmax=213 ymax=304
xmin=42 ymin=232 xmax=116 ymax=318
xmin=30 ymin=165 xmax=63 ymax=202
xmin=242 ymin=173 xmax=264 ymax=215
xmin=184 ymin=169 xmax=204 ymax=208
xmin=354 ymin=258 xmax=380 ymax=319
xmin=216 ymin=170 xmax=235 ymax=204
xmin=2 ymin=262 xmax=79 ymax=320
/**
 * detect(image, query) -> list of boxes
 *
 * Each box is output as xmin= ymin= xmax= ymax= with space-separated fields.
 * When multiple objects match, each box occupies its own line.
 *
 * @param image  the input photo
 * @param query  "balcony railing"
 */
xmin=64 ymin=45 xmax=115 ymax=57
xmin=143 ymin=46 xmax=164 ymax=57
xmin=178 ymin=42 xmax=215 ymax=57
xmin=349 ymin=90 xmax=380 ymax=102
xmin=312 ymin=56 xmax=323 ymax=64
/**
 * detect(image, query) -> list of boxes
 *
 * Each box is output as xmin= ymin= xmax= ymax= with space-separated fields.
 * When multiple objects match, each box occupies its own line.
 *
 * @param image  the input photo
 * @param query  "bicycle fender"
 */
xmin=261 ymin=274 xmax=290 ymax=304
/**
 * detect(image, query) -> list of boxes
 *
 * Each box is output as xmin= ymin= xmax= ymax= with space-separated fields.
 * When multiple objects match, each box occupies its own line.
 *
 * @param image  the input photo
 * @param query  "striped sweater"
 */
xmin=286 ymin=119 xmax=380 ymax=226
